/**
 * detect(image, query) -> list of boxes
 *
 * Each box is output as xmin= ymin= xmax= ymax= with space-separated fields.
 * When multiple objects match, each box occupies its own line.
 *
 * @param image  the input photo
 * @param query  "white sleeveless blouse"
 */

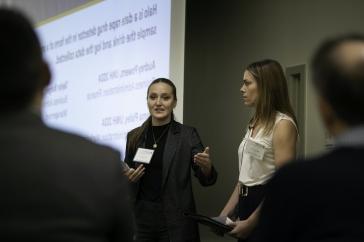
xmin=238 ymin=112 xmax=297 ymax=186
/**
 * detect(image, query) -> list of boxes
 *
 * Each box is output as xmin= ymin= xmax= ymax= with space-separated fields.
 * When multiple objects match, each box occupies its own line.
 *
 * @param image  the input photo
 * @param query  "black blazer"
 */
xmin=255 ymin=147 xmax=364 ymax=242
xmin=0 ymin=111 xmax=134 ymax=242
xmin=125 ymin=120 xmax=217 ymax=242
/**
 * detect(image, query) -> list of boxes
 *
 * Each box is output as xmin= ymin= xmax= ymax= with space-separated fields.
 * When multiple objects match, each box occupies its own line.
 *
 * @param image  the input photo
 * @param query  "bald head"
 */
xmin=333 ymin=41 xmax=364 ymax=77
xmin=312 ymin=34 xmax=364 ymax=126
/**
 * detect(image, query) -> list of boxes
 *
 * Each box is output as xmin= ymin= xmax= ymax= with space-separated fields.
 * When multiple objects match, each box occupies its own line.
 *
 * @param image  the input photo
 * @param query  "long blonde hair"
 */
xmin=246 ymin=59 xmax=297 ymax=134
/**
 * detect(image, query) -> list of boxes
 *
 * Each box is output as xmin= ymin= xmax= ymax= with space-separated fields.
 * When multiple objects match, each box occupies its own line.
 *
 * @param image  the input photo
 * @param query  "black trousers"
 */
xmin=238 ymin=185 xmax=266 ymax=242
xmin=135 ymin=200 xmax=170 ymax=242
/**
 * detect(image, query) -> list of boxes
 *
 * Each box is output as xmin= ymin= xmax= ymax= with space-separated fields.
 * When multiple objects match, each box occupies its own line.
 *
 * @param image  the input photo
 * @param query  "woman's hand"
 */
xmin=194 ymin=147 xmax=212 ymax=176
xmin=228 ymin=218 xmax=256 ymax=239
xmin=124 ymin=164 xmax=145 ymax=182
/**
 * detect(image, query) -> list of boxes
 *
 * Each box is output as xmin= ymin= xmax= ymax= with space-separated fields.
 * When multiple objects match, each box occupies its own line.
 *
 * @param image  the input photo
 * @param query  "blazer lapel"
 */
xmin=161 ymin=121 xmax=181 ymax=190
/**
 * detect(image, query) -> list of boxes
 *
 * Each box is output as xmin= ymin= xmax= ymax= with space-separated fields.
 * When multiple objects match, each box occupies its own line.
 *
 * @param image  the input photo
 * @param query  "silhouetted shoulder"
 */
xmin=46 ymin=125 xmax=119 ymax=155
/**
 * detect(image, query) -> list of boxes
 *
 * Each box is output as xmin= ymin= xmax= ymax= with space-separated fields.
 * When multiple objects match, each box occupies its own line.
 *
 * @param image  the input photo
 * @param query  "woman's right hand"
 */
xmin=125 ymin=164 xmax=145 ymax=182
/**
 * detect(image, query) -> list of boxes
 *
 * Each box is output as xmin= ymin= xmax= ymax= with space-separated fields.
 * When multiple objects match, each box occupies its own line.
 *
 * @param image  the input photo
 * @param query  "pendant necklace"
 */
xmin=151 ymin=124 xmax=169 ymax=149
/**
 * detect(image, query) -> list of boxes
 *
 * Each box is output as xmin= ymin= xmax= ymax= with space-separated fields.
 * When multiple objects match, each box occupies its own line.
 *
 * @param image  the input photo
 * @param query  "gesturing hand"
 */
xmin=194 ymin=146 xmax=212 ymax=176
xmin=125 ymin=164 xmax=145 ymax=183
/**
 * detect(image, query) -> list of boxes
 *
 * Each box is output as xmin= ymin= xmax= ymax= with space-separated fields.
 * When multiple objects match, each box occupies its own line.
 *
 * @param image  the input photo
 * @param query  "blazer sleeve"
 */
xmin=124 ymin=131 xmax=135 ymax=168
xmin=120 ymin=131 xmax=140 ymax=207
xmin=190 ymin=127 xmax=218 ymax=186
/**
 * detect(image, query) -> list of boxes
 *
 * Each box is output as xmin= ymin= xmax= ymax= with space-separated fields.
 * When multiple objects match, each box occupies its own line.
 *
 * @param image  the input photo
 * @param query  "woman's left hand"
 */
xmin=228 ymin=218 xmax=255 ymax=239
xmin=194 ymin=146 xmax=212 ymax=176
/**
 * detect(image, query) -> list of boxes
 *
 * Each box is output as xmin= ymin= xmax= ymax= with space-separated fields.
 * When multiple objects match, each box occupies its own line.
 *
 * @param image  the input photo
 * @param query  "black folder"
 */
xmin=184 ymin=212 xmax=233 ymax=235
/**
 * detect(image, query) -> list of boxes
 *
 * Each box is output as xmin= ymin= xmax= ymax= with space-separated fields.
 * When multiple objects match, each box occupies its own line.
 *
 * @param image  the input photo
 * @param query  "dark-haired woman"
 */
xmin=124 ymin=78 xmax=217 ymax=242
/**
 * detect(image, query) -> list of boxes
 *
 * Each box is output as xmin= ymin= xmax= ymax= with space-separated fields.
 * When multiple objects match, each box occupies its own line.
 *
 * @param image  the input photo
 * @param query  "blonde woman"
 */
xmin=220 ymin=59 xmax=298 ymax=241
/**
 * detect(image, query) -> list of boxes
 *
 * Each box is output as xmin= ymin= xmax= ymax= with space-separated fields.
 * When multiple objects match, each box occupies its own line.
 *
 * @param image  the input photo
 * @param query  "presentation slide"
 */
xmin=37 ymin=0 xmax=173 ymax=157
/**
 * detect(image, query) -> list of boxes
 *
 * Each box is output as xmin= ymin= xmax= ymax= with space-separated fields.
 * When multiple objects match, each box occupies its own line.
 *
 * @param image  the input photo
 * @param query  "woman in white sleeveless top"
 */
xmin=220 ymin=59 xmax=298 ymax=242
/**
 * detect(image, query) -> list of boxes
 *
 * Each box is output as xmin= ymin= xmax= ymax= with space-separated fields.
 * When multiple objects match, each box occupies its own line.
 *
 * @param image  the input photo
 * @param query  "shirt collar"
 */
xmin=335 ymin=125 xmax=364 ymax=147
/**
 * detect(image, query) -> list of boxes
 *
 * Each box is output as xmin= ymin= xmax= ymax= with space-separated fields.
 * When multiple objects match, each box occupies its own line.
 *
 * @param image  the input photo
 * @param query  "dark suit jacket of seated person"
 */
xmin=0 ymin=8 xmax=134 ymax=242
xmin=255 ymin=34 xmax=364 ymax=242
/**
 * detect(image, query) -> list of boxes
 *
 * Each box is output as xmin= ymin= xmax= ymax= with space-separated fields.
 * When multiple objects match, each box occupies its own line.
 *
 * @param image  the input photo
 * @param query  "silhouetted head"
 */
xmin=311 ymin=33 xmax=364 ymax=127
xmin=0 ymin=8 xmax=50 ymax=112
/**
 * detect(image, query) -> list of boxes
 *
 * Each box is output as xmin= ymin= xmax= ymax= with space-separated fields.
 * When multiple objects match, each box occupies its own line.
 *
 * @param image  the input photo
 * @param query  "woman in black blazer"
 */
xmin=124 ymin=78 xmax=218 ymax=242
